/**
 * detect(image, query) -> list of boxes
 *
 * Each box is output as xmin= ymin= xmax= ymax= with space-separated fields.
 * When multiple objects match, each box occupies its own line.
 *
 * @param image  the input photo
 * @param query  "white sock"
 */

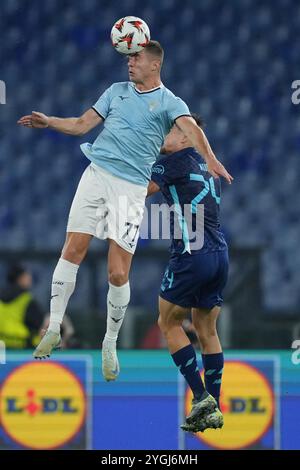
xmin=48 ymin=258 xmax=79 ymax=334
xmin=104 ymin=281 xmax=130 ymax=343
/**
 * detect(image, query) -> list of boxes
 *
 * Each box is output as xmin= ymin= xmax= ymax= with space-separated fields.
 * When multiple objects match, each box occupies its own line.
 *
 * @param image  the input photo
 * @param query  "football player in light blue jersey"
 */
xmin=81 ymin=81 xmax=193 ymax=186
xmin=18 ymin=40 xmax=233 ymax=381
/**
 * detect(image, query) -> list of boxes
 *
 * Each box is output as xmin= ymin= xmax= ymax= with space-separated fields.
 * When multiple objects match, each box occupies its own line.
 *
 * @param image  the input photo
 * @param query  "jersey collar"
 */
xmin=132 ymin=82 xmax=163 ymax=94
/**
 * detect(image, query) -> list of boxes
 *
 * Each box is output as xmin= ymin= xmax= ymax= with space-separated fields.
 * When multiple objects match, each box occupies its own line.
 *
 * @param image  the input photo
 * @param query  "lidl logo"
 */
xmin=185 ymin=361 xmax=274 ymax=449
xmin=0 ymin=362 xmax=86 ymax=449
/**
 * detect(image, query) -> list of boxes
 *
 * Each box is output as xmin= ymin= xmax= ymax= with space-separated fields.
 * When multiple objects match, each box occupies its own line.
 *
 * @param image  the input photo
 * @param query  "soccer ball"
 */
xmin=111 ymin=16 xmax=150 ymax=55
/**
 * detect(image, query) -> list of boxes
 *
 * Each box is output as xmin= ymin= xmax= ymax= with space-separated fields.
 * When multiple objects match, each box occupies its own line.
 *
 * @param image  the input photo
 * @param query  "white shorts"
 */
xmin=67 ymin=163 xmax=147 ymax=254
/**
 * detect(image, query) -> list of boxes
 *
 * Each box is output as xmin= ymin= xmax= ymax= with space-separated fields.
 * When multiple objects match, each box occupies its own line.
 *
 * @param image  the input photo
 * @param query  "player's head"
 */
xmin=127 ymin=40 xmax=164 ymax=84
xmin=161 ymin=113 xmax=204 ymax=154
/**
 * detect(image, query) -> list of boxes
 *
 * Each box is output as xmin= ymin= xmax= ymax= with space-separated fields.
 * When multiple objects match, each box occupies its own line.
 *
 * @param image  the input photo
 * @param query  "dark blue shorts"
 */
xmin=159 ymin=249 xmax=229 ymax=309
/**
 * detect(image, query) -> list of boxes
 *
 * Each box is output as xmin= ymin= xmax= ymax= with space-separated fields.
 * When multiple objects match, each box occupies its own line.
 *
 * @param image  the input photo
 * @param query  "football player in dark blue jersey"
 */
xmin=148 ymin=114 xmax=229 ymax=433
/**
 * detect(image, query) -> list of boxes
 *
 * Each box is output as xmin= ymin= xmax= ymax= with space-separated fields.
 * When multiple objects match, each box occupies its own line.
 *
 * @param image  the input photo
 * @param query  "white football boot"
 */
xmin=33 ymin=330 xmax=61 ymax=359
xmin=101 ymin=339 xmax=120 ymax=381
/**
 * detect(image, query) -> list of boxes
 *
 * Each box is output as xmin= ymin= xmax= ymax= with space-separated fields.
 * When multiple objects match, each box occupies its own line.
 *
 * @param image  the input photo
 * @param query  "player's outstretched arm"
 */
xmin=175 ymin=116 xmax=233 ymax=184
xmin=17 ymin=108 xmax=103 ymax=136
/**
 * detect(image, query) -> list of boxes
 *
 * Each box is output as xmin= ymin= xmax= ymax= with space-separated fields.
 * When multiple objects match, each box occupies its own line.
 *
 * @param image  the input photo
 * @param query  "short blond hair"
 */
xmin=144 ymin=40 xmax=164 ymax=66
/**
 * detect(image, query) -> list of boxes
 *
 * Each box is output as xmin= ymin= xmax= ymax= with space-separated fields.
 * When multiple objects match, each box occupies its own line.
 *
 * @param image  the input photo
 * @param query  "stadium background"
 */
xmin=0 ymin=0 xmax=299 ymax=450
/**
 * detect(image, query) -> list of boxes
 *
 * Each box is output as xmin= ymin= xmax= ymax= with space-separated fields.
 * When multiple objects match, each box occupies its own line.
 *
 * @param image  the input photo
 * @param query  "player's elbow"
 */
xmin=147 ymin=181 xmax=160 ymax=197
xmin=146 ymin=188 xmax=153 ymax=197
xmin=74 ymin=127 xmax=87 ymax=137
xmin=74 ymin=118 xmax=89 ymax=136
xmin=73 ymin=128 xmax=83 ymax=136
xmin=76 ymin=129 xmax=87 ymax=136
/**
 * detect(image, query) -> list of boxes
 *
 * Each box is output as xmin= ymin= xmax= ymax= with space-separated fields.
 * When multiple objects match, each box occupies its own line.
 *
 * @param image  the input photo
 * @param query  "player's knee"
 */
xmin=158 ymin=313 xmax=178 ymax=336
xmin=62 ymin=236 xmax=90 ymax=264
xmin=197 ymin=327 xmax=218 ymax=347
xmin=158 ymin=314 xmax=166 ymax=334
xmin=108 ymin=270 xmax=128 ymax=286
xmin=62 ymin=245 xmax=86 ymax=264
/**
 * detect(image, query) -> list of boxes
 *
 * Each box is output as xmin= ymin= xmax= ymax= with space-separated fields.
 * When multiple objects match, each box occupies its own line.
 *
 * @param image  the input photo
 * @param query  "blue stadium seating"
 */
xmin=1 ymin=0 xmax=299 ymax=311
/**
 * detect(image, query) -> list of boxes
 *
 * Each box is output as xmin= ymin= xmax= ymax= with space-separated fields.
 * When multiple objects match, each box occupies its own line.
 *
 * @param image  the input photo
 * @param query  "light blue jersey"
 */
xmin=80 ymin=82 xmax=190 ymax=186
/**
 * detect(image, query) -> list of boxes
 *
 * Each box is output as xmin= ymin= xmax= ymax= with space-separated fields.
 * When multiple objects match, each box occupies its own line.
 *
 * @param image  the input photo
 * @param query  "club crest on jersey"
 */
xmin=149 ymin=101 xmax=158 ymax=111
xmin=152 ymin=164 xmax=165 ymax=175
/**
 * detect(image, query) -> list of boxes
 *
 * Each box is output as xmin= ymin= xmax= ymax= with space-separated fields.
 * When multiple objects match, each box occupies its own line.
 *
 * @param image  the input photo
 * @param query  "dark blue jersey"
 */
xmin=151 ymin=147 xmax=227 ymax=255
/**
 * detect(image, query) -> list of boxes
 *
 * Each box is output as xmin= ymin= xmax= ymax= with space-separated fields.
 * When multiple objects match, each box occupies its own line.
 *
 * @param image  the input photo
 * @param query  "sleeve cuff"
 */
xmin=92 ymin=107 xmax=105 ymax=120
xmin=174 ymin=114 xmax=192 ymax=122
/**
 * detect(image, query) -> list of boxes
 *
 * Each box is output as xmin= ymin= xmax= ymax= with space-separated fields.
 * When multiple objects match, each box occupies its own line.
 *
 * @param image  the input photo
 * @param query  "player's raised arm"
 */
xmin=175 ymin=115 xmax=233 ymax=184
xmin=17 ymin=108 xmax=103 ymax=136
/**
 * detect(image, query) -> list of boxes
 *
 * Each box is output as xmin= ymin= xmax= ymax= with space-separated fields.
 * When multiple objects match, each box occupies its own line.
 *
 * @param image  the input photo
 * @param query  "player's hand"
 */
xmin=17 ymin=111 xmax=49 ymax=129
xmin=207 ymin=158 xmax=233 ymax=184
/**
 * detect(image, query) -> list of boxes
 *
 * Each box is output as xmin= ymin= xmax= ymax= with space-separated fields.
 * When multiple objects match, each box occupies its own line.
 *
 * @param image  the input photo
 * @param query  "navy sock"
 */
xmin=201 ymin=352 xmax=224 ymax=408
xmin=172 ymin=344 xmax=205 ymax=400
